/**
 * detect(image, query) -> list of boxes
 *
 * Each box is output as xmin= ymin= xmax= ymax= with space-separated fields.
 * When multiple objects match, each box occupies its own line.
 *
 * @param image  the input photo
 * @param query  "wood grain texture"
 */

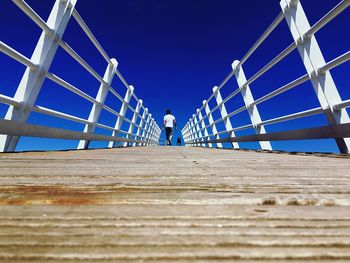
xmin=0 ymin=146 xmax=349 ymax=262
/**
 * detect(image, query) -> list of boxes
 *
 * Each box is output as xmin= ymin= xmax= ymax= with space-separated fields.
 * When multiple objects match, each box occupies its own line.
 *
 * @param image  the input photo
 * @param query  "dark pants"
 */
xmin=165 ymin=127 xmax=173 ymax=145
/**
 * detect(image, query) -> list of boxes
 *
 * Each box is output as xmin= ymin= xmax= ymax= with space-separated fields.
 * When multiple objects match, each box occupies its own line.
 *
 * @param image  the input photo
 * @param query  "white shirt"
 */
xmin=164 ymin=114 xmax=176 ymax=128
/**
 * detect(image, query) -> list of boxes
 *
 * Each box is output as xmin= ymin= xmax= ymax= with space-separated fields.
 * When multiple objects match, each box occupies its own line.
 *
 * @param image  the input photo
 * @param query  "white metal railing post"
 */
xmin=189 ymin=121 xmax=195 ymax=146
xmin=189 ymin=117 xmax=198 ymax=146
xmin=213 ymin=86 xmax=240 ymax=149
xmin=182 ymin=125 xmax=186 ymax=144
xmin=152 ymin=122 xmax=158 ymax=145
xmin=197 ymin=109 xmax=212 ymax=148
xmin=153 ymin=122 xmax=158 ymax=145
xmin=182 ymin=123 xmax=188 ymax=144
xmin=133 ymin=107 xmax=147 ymax=146
xmin=108 ymin=85 xmax=134 ymax=148
xmin=78 ymin=58 xmax=118 ymax=149
xmin=142 ymin=113 xmax=152 ymax=146
xmin=232 ymin=60 xmax=272 ymax=150
xmin=280 ymin=0 xmax=350 ymax=154
xmin=184 ymin=123 xmax=190 ymax=143
xmin=139 ymin=109 xmax=150 ymax=146
xmin=0 ymin=0 xmax=78 ymax=152
xmin=155 ymin=126 xmax=160 ymax=145
xmin=157 ymin=126 xmax=161 ymax=145
xmin=148 ymin=118 xmax=155 ymax=146
xmin=150 ymin=124 xmax=155 ymax=145
xmin=153 ymin=126 xmax=157 ymax=145
xmin=158 ymin=126 xmax=161 ymax=141
xmin=203 ymin=100 xmax=223 ymax=148
xmin=182 ymin=124 xmax=188 ymax=145
xmin=188 ymin=118 xmax=194 ymax=145
xmin=186 ymin=121 xmax=193 ymax=146
xmin=154 ymin=124 xmax=160 ymax=145
xmin=153 ymin=126 xmax=158 ymax=145
xmin=191 ymin=116 xmax=199 ymax=146
xmin=145 ymin=113 xmax=152 ymax=146
xmin=124 ymin=99 xmax=142 ymax=147
xmin=183 ymin=123 xmax=188 ymax=145
xmin=187 ymin=122 xmax=193 ymax=146
xmin=146 ymin=118 xmax=153 ymax=146
xmin=193 ymin=113 xmax=205 ymax=147
xmin=154 ymin=124 xmax=159 ymax=145
xmin=148 ymin=119 xmax=155 ymax=145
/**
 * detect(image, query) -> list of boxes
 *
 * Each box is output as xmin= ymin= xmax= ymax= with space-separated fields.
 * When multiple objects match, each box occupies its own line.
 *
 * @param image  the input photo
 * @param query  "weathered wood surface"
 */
xmin=0 ymin=146 xmax=349 ymax=262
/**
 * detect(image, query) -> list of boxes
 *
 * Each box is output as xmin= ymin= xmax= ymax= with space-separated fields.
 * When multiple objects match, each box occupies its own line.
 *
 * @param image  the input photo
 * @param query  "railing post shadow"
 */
xmin=0 ymin=0 xmax=77 ymax=152
xmin=213 ymin=86 xmax=239 ymax=149
xmin=78 ymin=58 xmax=118 ymax=149
xmin=280 ymin=0 xmax=350 ymax=154
xmin=203 ymin=100 xmax=223 ymax=148
xmin=232 ymin=60 xmax=272 ymax=151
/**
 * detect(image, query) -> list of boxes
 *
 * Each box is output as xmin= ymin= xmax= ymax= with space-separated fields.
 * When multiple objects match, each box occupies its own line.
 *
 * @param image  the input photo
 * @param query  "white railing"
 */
xmin=0 ymin=0 xmax=161 ymax=152
xmin=182 ymin=0 xmax=350 ymax=154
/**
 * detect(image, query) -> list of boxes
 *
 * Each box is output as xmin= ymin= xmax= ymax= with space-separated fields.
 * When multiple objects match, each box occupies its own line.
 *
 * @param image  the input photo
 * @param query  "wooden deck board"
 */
xmin=0 ymin=146 xmax=349 ymax=262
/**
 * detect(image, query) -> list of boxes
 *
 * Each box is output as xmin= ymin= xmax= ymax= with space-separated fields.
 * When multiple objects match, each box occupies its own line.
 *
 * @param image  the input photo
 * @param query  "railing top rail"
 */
xmin=303 ymin=0 xmax=350 ymax=39
xmin=12 ymin=0 xmax=52 ymax=34
xmin=238 ymin=12 xmax=285 ymax=69
xmin=71 ymin=9 xmax=111 ymax=64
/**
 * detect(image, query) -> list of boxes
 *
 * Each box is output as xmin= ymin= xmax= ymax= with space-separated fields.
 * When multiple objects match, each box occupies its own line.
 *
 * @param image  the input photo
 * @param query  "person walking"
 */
xmin=163 ymin=109 xmax=176 ymax=146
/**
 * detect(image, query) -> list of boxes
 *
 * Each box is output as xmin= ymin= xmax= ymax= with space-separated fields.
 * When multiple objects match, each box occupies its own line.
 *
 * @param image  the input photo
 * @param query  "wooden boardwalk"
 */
xmin=0 ymin=146 xmax=350 ymax=262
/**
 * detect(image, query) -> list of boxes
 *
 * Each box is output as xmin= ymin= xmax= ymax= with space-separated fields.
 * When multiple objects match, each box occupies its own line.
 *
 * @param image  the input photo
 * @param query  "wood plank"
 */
xmin=0 ymin=146 xmax=349 ymax=262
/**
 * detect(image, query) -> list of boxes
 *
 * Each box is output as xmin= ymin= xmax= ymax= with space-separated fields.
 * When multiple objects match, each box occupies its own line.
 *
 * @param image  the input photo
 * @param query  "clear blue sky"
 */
xmin=0 ymin=0 xmax=349 ymax=152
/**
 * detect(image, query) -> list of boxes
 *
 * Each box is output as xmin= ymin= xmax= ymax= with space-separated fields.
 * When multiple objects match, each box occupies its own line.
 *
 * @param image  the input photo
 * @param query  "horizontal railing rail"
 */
xmin=200 ymin=123 xmax=350 ymax=145
xmin=0 ymin=0 xmax=161 ymax=152
xmin=0 ymin=119 xmax=141 ymax=144
xmin=182 ymin=0 xmax=350 ymax=154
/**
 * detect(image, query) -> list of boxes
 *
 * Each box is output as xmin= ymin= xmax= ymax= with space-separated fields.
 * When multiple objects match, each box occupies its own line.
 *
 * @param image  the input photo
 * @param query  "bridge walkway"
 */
xmin=0 ymin=147 xmax=350 ymax=262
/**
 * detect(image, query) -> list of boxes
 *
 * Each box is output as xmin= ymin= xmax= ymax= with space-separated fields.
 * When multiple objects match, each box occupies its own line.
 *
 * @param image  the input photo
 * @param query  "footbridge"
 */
xmin=1 ymin=0 xmax=350 ymax=262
